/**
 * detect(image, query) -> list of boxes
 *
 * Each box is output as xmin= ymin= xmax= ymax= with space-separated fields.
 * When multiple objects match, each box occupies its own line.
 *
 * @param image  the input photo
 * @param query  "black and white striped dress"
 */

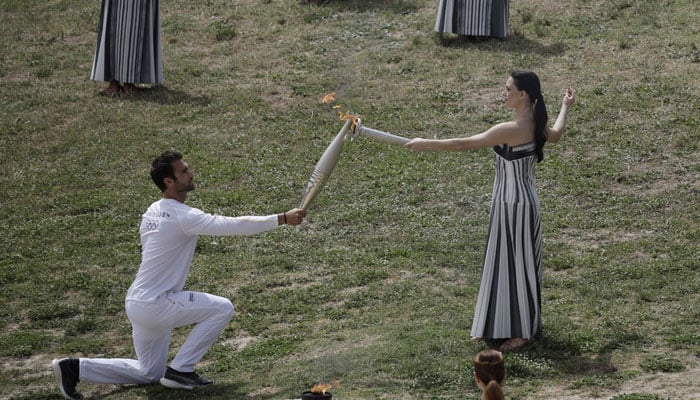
xmin=470 ymin=142 xmax=543 ymax=340
xmin=91 ymin=0 xmax=163 ymax=84
xmin=435 ymin=0 xmax=509 ymax=38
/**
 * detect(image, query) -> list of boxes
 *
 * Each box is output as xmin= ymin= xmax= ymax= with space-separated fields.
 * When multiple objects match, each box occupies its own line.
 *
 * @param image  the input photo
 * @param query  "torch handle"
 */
xmin=299 ymin=119 xmax=353 ymax=210
xmin=357 ymin=126 xmax=410 ymax=145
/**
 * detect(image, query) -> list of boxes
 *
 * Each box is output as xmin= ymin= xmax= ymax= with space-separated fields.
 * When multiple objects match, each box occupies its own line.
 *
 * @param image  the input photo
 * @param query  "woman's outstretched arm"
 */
xmin=405 ymin=122 xmax=518 ymax=152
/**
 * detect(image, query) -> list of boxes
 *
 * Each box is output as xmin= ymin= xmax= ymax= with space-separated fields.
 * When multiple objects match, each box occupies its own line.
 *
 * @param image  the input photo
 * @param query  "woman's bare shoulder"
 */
xmin=489 ymin=121 xmax=534 ymax=145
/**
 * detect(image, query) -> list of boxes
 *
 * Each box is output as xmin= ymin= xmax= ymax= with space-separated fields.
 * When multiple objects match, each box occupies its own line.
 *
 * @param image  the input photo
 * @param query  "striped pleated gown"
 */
xmin=471 ymin=142 xmax=543 ymax=340
xmin=91 ymin=0 xmax=163 ymax=84
xmin=435 ymin=0 xmax=509 ymax=38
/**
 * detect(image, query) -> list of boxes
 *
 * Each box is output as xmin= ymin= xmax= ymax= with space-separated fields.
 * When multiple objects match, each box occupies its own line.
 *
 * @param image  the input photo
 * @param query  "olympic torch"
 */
xmin=299 ymin=118 xmax=353 ymax=210
xmin=352 ymin=118 xmax=410 ymax=145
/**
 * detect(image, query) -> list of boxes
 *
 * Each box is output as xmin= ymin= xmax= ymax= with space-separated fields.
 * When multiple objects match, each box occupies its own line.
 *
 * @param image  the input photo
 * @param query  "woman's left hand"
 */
xmin=563 ymin=87 xmax=575 ymax=107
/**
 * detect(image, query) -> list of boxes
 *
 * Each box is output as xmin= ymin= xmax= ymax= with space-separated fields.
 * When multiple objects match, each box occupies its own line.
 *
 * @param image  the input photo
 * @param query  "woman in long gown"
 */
xmin=91 ymin=0 xmax=163 ymax=96
xmin=405 ymin=71 xmax=575 ymax=352
xmin=435 ymin=0 xmax=510 ymax=40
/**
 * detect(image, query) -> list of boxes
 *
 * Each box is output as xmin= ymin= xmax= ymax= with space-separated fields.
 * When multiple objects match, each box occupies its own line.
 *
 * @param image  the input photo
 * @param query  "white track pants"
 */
xmin=79 ymin=291 xmax=234 ymax=384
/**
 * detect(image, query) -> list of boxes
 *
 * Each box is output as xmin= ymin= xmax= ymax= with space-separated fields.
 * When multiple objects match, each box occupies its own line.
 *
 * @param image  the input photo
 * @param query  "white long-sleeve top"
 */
xmin=126 ymin=198 xmax=279 ymax=302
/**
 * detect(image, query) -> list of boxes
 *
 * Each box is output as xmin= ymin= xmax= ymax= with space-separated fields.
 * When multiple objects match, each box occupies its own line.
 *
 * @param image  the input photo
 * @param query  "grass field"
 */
xmin=1 ymin=0 xmax=698 ymax=399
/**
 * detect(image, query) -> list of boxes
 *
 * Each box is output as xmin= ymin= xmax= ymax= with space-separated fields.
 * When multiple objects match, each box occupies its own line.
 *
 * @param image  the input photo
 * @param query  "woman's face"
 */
xmin=503 ymin=76 xmax=524 ymax=109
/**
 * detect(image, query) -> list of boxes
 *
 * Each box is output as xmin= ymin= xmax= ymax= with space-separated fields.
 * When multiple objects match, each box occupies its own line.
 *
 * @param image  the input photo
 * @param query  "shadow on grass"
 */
xmin=528 ymin=333 xmax=618 ymax=376
xmin=79 ymin=382 xmax=252 ymax=400
xmin=497 ymin=326 xmax=648 ymax=393
xmin=304 ymin=0 xmax=423 ymax=14
xmin=100 ymin=85 xmax=211 ymax=106
xmin=435 ymin=31 xmax=568 ymax=58
xmin=16 ymin=381 xmax=277 ymax=400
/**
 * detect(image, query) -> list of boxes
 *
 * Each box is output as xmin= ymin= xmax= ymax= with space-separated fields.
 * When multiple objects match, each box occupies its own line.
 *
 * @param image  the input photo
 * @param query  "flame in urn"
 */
xmin=310 ymin=383 xmax=332 ymax=394
xmin=310 ymin=380 xmax=339 ymax=395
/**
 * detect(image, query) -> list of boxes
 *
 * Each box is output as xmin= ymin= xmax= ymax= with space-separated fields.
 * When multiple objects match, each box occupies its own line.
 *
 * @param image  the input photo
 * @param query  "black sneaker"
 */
xmin=160 ymin=366 xmax=213 ymax=389
xmin=52 ymin=358 xmax=82 ymax=400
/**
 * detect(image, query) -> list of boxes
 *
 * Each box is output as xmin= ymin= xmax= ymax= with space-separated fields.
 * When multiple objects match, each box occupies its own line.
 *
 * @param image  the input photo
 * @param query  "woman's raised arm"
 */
xmin=546 ymin=87 xmax=575 ymax=143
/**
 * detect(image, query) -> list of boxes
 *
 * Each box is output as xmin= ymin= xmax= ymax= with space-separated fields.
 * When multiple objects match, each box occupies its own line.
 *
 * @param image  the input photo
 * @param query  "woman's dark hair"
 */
xmin=510 ymin=70 xmax=548 ymax=162
xmin=150 ymin=150 xmax=183 ymax=192
xmin=474 ymin=349 xmax=506 ymax=400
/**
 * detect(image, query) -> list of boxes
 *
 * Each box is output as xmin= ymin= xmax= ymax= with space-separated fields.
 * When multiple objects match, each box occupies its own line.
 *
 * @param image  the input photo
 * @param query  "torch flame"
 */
xmin=321 ymin=92 xmax=337 ymax=104
xmin=321 ymin=93 xmax=359 ymax=132
xmin=337 ymin=110 xmax=359 ymax=132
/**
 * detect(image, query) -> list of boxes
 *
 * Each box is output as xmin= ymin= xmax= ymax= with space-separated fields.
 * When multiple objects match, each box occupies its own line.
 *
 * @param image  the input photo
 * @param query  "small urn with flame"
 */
xmin=301 ymin=381 xmax=335 ymax=400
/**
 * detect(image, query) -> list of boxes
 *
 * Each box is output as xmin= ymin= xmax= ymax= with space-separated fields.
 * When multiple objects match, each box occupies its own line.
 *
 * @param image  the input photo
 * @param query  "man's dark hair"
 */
xmin=150 ymin=150 xmax=183 ymax=192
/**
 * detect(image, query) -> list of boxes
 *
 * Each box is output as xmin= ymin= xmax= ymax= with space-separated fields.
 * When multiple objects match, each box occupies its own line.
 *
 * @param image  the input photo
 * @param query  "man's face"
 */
xmin=171 ymin=159 xmax=195 ymax=193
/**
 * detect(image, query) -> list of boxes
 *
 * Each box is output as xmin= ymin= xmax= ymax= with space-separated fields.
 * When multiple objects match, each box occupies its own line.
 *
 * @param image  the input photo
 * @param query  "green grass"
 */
xmin=1 ymin=0 xmax=699 ymax=399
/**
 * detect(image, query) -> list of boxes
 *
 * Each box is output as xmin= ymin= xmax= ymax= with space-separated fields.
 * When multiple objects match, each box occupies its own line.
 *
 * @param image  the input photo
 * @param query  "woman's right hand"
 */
xmin=405 ymin=138 xmax=429 ymax=151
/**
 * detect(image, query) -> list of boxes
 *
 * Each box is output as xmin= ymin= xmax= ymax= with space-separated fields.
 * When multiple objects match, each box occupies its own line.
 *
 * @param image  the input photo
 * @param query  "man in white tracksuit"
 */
xmin=53 ymin=150 xmax=307 ymax=399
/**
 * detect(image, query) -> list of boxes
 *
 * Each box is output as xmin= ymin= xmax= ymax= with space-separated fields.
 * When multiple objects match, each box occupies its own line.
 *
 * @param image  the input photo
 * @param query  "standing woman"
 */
xmin=406 ymin=71 xmax=575 ymax=352
xmin=435 ymin=0 xmax=510 ymax=41
xmin=91 ymin=0 xmax=163 ymax=96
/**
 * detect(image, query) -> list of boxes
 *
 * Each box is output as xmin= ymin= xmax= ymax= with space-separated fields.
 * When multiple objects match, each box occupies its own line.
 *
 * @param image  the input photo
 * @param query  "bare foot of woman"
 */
xmin=104 ymin=80 xmax=121 ymax=97
xmin=498 ymin=337 xmax=532 ymax=352
xmin=122 ymin=83 xmax=147 ymax=95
